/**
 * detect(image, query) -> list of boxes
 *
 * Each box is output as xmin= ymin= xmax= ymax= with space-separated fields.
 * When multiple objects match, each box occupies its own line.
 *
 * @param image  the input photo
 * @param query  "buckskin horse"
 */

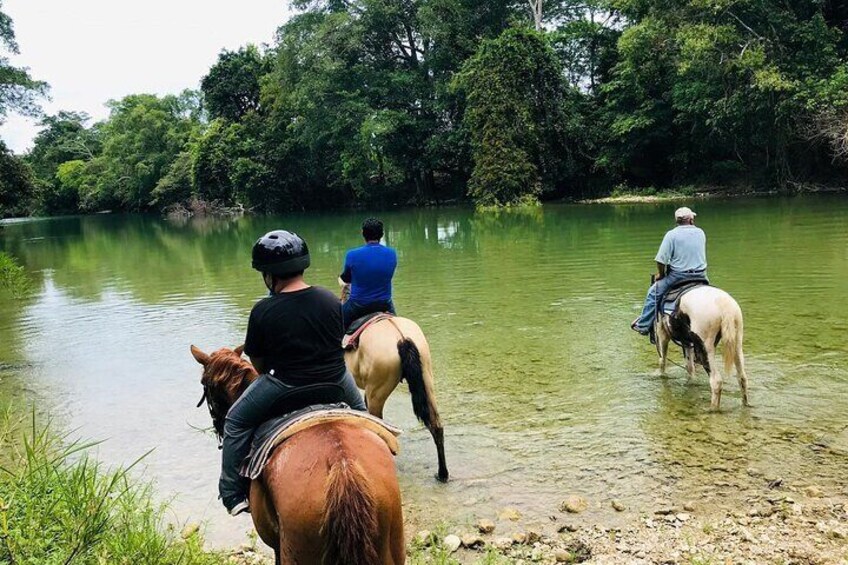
xmin=654 ymin=285 xmax=750 ymax=411
xmin=341 ymin=284 xmax=449 ymax=482
xmin=190 ymin=345 xmax=405 ymax=565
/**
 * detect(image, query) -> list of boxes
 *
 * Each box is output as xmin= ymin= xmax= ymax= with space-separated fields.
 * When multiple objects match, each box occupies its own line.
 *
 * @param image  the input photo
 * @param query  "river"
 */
xmin=1 ymin=196 xmax=847 ymax=548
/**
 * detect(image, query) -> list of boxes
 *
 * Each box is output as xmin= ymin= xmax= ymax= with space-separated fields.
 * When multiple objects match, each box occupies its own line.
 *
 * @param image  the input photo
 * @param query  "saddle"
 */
xmin=342 ymin=312 xmax=395 ymax=350
xmin=659 ymin=278 xmax=709 ymax=316
xmin=649 ymin=277 xmax=709 ymax=345
xmin=242 ymin=404 xmax=402 ymax=480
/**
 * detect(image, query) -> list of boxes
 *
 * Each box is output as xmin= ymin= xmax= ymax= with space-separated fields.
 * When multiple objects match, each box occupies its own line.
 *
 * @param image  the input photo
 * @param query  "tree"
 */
xmin=0 ymin=139 xmax=34 ymax=216
xmin=455 ymin=27 xmax=580 ymax=207
xmin=0 ymin=2 xmax=47 ymax=123
xmin=201 ymin=45 xmax=267 ymax=122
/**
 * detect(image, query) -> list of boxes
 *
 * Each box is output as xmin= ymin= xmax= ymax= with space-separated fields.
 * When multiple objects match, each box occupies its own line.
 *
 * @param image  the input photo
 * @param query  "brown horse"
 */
xmin=341 ymin=286 xmax=448 ymax=481
xmin=190 ymin=345 xmax=405 ymax=565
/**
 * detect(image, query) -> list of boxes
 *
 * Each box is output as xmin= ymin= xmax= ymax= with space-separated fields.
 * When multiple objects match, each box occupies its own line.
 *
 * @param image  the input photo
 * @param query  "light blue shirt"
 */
xmin=655 ymin=225 xmax=707 ymax=273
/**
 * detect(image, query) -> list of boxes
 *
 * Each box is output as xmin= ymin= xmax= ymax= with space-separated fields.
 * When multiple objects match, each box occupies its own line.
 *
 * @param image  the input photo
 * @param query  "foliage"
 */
xmin=455 ymin=28 xmax=588 ymax=207
xmin=0 ymin=251 xmax=30 ymax=297
xmin=201 ymin=45 xmax=267 ymax=122
xmin=0 ymin=140 xmax=34 ymax=217
xmin=0 ymin=411 xmax=232 ymax=565
xmin=0 ymin=1 xmax=47 ymax=124
xmin=18 ymin=0 xmax=848 ymax=214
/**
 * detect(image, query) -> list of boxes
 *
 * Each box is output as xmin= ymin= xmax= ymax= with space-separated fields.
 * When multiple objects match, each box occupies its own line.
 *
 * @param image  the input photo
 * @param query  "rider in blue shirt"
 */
xmin=339 ymin=218 xmax=398 ymax=329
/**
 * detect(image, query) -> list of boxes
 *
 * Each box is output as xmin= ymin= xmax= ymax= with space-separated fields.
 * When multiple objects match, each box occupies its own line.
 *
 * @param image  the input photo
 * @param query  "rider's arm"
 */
xmin=657 ymin=262 xmax=667 ymax=280
xmin=339 ymin=252 xmax=352 ymax=284
xmin=250 ymin=356 xmax=268 ymax=375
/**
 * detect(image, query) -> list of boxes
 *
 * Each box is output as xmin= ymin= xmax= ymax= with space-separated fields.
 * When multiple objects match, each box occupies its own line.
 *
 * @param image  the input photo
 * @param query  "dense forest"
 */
xmin=2 ymin=0 xmax=848 ymax=217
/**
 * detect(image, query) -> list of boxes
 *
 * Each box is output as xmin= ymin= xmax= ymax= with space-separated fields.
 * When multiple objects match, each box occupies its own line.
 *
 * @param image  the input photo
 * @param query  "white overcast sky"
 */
xmin=1 ymin=0 xmax=291 ymax=153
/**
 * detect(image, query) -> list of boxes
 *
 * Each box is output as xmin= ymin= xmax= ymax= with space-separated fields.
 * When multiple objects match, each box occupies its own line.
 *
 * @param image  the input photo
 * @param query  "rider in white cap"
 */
xmin=631 ymin=207 xmax=708 ymax=335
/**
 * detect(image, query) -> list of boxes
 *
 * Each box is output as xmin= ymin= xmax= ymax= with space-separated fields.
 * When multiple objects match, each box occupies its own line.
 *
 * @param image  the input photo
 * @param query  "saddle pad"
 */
xmin=342 ymin=313 xmax=395 ymax=350
xmin=661 ymin=279 xmax=709 ymax=314
xmin=241 ymin=407 xmax=402 ymax=480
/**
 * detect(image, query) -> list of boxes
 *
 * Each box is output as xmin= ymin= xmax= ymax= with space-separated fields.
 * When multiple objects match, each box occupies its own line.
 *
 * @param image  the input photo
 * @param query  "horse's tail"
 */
xmin=397 ymin=338 xmax=432 ymax=428
xmin=721 ymin=302 xmax=744 ymax=377
xmin=321 ymin=458 xmax=380 ymax=565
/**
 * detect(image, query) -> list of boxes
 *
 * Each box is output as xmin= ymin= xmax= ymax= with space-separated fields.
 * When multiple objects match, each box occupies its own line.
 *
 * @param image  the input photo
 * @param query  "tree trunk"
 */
xmin=529 ymin=0 xmax=543 ymax=31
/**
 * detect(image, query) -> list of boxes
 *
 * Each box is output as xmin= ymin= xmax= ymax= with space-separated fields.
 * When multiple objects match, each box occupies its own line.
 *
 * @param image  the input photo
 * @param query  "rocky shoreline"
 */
xmin=223 ymin=481 xmax=847 ymax=564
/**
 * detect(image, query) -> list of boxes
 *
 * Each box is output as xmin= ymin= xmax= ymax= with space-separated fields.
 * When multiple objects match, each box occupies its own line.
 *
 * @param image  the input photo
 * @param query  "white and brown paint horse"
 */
xmin=655 ymin=285 xmax=750 ymax=411
xmin=341 ymin=283 xmax=448 ymax=481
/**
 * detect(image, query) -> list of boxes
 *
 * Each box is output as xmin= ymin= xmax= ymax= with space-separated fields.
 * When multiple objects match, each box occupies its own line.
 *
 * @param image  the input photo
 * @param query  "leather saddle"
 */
xmin=342 ymin=312 xmax=395 ymax=350
xmin=659 ymin=278 xmax=709 ymax=316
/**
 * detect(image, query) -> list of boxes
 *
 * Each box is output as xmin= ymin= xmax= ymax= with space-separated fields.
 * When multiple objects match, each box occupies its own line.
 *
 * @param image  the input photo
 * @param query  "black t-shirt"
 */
xmin=243 ymin=286 xmax=346 ymax=383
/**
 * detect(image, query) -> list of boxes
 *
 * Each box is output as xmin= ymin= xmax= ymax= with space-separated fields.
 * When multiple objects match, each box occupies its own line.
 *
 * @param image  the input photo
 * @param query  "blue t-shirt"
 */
xmin=340 ymin=243 xmax=397 ymax=304
xmin=655 ymin=225 xmax=707 ymax=273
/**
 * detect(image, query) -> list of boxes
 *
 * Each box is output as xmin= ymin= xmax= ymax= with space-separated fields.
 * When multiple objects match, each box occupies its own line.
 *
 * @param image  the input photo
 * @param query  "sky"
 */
xmin=0 ymin=0 xmax=292 ymax=153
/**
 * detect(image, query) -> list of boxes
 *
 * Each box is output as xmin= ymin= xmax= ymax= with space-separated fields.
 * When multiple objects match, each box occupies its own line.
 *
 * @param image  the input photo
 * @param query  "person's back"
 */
xmin=344 ymin=243 xmax=397 ymax=304
xmin=218 ymin=230 xmax=366 ymax=517
xmin=655 ymin=224 xmax=707 ymax=275
xmin=340 ymin=218 xmax=398 ymax=328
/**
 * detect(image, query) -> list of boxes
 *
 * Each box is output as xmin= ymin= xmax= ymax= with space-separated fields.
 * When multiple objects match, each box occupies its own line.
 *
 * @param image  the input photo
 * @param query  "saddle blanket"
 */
xmin=342 ymin=312 xmax=395 ymax=350
xmin=241 ymin=404 xmax=402 ymax=480
xmin=660 ymin=279 xmax=709 ymax=315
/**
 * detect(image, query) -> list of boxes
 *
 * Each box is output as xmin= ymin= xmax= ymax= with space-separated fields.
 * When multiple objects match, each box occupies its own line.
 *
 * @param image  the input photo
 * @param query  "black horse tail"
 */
xmin=397 ymin=338 xmax=431 ymax=428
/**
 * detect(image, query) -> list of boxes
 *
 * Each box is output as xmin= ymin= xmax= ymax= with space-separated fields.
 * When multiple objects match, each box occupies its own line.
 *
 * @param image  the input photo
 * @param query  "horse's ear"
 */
xmin=234 ymin=344 xmax=245 ymax=357
xmin=190 ymin=345 xmax=211 ymax=366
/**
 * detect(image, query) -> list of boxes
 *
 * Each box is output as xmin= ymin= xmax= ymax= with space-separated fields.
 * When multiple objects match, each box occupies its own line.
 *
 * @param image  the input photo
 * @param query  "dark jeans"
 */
xmin=342 ymin=299 xmax=396 ymax=331
xmin=219 ymin=371 xmax=367 ymax=511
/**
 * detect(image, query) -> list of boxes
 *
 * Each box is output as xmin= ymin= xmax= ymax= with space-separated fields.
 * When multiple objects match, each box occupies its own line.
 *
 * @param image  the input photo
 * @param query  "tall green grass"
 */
xmin=0 ymin=411 xmax=232 ymax=565
xmin=0 ymin=252 xmax=30 ymax=298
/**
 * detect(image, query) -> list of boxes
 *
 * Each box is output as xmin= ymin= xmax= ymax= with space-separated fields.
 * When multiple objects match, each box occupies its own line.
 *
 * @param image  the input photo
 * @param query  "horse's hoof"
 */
xmin=435 ymin=472 xmax=449 ymax=483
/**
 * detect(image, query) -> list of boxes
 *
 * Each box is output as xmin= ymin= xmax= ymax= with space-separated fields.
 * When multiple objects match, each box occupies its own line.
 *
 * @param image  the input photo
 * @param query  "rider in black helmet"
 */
xmin=219 ymin=230 xmax=367 ymax=516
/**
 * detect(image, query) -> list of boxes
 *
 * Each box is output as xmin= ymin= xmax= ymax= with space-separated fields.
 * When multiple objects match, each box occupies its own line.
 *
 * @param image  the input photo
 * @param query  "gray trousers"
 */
xmin=219 ymin=370 xmax=366 ymax=511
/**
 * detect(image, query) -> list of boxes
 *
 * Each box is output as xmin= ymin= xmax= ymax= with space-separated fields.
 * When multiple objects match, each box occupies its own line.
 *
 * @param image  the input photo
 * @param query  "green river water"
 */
xmin=1 ymin=196 xmax=847 ymax=547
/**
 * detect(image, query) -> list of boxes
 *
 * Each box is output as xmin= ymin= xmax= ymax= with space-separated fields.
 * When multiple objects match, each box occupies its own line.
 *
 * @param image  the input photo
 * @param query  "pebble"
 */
xmin=676 ymin=513 xmax=690 ymax=522
xmin=180 ymin=522 xmax=200 ymax=539
xmin=561 ymin=495 xmax=588 ymax=514
xmin=558 ymin=523 xmax=578 ymax=533
xmin=415 ymin=530 xmax=432 ymax=546
xmin=804 ymin=485 xmax=824 ymax=498
xmin=512 ymin=532 xmax=527 ymax=544
xmin=554 ymin=549 xmax=571 ymax=562
xmin=476 ymin=519 xmax=495 ymax=534
xmin=612 ymin=499 xmax=626 ymax=512
xmin=443 ymin=534 xmax=461 ymax=553
xmin=460 ymin=533 xmax=485 ymax=549
xmin=525 ymin=529 xmax=541 ymax=544
xmin=499 ymin=507 xmax=523 ymax=521
xmin=493 ymin=537 xmax=514 ymax=550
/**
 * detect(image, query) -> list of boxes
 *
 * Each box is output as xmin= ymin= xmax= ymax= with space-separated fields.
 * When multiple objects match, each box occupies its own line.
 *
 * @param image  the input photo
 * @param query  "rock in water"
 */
xmin=415 ymin=530 xmax=432 ymax=546
xmin=804 ymin=485 xmax=824 ymax=498
xmin=561 ymin=495 xmax=588 ymax=514
xmin=611 ymin=499 xmax=626 ymax=512
xmin=180 ymin=523 xmax=200 ymax=539
xmin=476 ymin=518 xmax=496 ymax=534
xmin=443 ymin=535 xmax=461 ymax=553
xmin=555 ymin=549 xmax=572 ymax=562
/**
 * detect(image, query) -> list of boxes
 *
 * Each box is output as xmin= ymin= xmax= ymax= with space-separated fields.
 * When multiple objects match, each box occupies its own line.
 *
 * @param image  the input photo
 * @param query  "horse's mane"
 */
xmin=202 ymin=348 xmax=258 ymax=438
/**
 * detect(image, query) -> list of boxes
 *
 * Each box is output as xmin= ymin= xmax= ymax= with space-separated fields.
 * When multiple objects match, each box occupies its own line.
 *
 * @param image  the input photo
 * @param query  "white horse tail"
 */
xmin=720 ymin=300 xmax=744 ymax=378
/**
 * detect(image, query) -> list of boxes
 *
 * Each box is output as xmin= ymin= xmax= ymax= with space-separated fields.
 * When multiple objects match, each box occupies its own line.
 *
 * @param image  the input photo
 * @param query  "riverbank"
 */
xmin=580 ymin=182 xmax=848 ymax=205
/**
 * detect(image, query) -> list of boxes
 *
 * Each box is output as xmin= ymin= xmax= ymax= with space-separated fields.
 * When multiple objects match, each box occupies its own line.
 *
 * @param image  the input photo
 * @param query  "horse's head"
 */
xmin=190 ymin=344 xmax=258 ymax=441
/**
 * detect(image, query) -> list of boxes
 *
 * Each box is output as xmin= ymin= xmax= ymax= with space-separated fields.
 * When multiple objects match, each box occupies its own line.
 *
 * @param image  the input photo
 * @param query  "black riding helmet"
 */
xmin=251 ymin=230 xmax=310 ymax=277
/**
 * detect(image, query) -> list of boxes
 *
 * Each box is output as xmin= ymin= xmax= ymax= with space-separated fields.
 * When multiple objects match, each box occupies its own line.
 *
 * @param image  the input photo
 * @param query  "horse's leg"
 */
xmin=706 ymin=343 xmax=722 ymax=410
xmin=659 ymin=333 xmax=669 ymax=375
xmin=736 ymin=349 xmax=750 ymax=407
xmin=685 ymin=345 xmax=695 ymax=378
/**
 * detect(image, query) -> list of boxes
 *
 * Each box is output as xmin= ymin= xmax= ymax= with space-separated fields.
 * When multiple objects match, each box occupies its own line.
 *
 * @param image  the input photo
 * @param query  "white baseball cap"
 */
xmin=674 ymin=206 xmax=697 ymax=219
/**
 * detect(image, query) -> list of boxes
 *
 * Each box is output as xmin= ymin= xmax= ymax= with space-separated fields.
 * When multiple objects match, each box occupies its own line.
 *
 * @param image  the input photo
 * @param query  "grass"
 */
xmin=0 ymin=252 xmax=30 ymax=298
xmin=0 ymin=410 xmax=232 ymax=565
